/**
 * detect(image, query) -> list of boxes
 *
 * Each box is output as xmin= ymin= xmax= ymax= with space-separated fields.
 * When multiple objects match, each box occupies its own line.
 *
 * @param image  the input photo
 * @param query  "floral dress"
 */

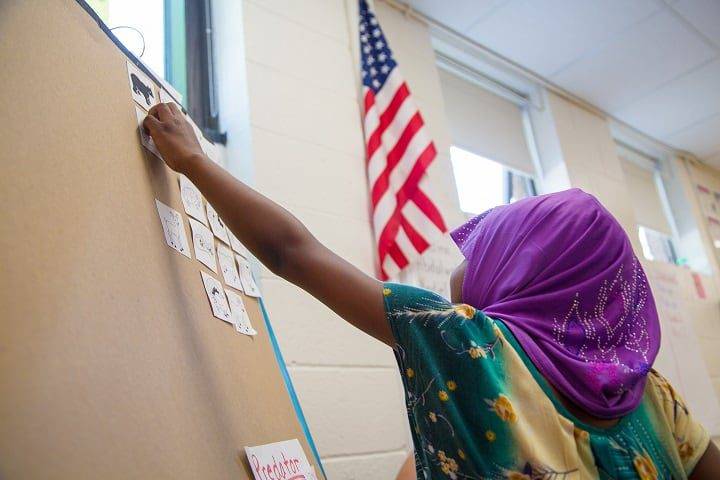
xmin=383 ymin=283 xmax=709 ymax=480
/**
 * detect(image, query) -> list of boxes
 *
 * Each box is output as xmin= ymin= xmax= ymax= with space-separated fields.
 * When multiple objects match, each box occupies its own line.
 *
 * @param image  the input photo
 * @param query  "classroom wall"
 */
xmin=211 ymin=0 xmax=720 ymax=475
xmin=213 ymin=0 xmax=461 ymax=477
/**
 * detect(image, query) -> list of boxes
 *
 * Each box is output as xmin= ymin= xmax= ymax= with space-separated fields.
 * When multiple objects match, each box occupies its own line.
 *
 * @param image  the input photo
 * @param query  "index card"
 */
xmin=135 ymin=106 xmax=162 ymax=159
xmin=200 ymin=271 xmax=232 ymax=324
xmin=179 ymin=175 xmax=207 ymax=225
xmin=188 ymin=217 xmax=217 ymax=273
xmin=155 ymin=199 xmax=191 ymax=258
xmin=217 ymin=244 xmax=243 ymax=291
xmin=236 ymin=255 xmax=261 ymax=297
xmin=126 ymin=60 xmax=158 ymax=110
xmin=227 ymin=229 xmax=249 ymax=257
xmin=245 ymin=439 xmax=313 ymax=480
xmin=206 ymin=202 xmax=230 ymax=245
xmin=225 ymin=289 xmax=257 ymax=336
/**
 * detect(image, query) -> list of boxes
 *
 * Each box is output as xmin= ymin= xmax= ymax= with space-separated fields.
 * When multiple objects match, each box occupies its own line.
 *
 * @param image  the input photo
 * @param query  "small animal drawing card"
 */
xmin=188 ymin=217 xmax=217 ymax=273
xmin=134 ymin=106 xmax=162 ymax=159
xmin=126 ymin=60 xmax=158 ymax=110
xmin=236 ymin=255 xmax=261 ymax=297
xmin=217 ymin=244 xmax=243 ymax=291
xmin=225 ymin=289 xmax=257 ymax=336
xmin=155 ymin=199 xmax=191 ymax=258
xmin=200 ymin=271 xmax=232 ymax=324
xmin=206 ymin=202 xmax=230 ymax=245
xmin=228 ymin=229 xmax=249 ymax=257
xmin=179 ymin=175 xmax=208 ymax=225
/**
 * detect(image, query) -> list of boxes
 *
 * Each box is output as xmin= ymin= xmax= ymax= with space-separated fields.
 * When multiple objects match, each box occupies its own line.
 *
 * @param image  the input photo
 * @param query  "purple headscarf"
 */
xmin=450 ymin=188 xmax=660 ymax=418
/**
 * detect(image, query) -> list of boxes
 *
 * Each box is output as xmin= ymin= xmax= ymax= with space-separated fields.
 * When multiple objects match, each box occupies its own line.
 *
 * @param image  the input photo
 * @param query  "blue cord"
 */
xmin=258 ymin=297 xmax=327 ymax=479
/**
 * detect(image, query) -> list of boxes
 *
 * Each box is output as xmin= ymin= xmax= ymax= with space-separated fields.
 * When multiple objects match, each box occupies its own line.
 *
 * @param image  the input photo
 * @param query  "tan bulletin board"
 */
xmin=0 ymin=1 xmax=322 ymax=478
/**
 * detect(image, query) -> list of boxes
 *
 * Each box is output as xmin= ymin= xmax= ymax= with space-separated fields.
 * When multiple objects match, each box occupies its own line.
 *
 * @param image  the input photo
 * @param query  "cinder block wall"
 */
xmin=231 ymin=0 xmax=459 ymax=477
xmin=213 ymin=0 xmax=720 ymax=475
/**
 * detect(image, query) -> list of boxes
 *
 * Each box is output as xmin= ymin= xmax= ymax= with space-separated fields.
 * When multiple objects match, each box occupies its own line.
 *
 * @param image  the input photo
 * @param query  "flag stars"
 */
xmin=380 ymin=65 xmax=390 ymax=74
xmin=375 ymin=40 xmax=385 ymax=49
xmin=378 ymin=53 xmax=387 ymax=62
xmin=370 ymin=17 xmax=378 ymax=26
xmin=372 ymin=79 xmax=381 ymax=88
xmin=369 ymin=66 xmax=378 ymax=76
xmin=373 ymin=28 xmax=381 ymax=38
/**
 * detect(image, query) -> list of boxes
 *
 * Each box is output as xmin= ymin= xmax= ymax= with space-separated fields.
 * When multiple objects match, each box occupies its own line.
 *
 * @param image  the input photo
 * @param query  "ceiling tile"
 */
xmin=464 ymin=0 xmax=660 ymax=76
xmin=550 ymin=10 xmax=716 ymax=112
xmin=614 ymin=59 xmax=720 ymax=138
xmin=407 ymin=0 xmax=507 ymax=33
xmin=671 ymin=0 xmax=720 ymax=47
xmin=666 ymin=113 xmax=720 ymax=157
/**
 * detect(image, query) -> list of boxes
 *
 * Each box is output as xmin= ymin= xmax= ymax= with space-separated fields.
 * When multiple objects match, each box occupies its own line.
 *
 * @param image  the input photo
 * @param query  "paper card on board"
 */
xmin=155 ymin=199 xmax=191 ymax=258
xmin=134 ymin=106 xmax=162 ymax=159
xmin=200 ymin=271 xmax=232 ymax=323
xmin=126 ymin=60 xmax=158 ymax=110
xmin=179 ymin=175 xmax=208 ymax=225
xmin=225 ymin=289 xmax=257 ymax=336
xmin=228 ymin=230 xmax=249 ymax=257
xmin=159 ymin=86 xmax=182 ymax=106
xmin=245 ymin=439 xmax=314 ymax=480
xmin=236 ymin=255 xmax=261 ymax=297
xmin=206 ymin=203 xmax=230 ymax=244
xmin=217 ymin=244 xmax=243 ymax=291
xmin=188 ymin=217 xmax=217 ymax=273
xmin=201 ymin=137 xmax=223 ymax=166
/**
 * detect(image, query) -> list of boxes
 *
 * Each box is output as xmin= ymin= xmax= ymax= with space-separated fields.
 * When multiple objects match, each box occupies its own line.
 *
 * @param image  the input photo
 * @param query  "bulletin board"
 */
xmin=0 ymin=1 xmax=323 ymax=478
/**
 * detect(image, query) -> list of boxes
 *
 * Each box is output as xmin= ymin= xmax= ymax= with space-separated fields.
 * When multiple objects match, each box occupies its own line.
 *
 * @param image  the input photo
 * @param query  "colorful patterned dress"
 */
xmin=383 ymin=283 xmax=709 ymax=479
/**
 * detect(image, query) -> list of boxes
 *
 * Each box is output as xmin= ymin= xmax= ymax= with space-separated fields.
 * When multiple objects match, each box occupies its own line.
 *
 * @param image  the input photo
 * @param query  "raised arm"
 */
xmin=143 ymin=103 xmax=393 ymax=346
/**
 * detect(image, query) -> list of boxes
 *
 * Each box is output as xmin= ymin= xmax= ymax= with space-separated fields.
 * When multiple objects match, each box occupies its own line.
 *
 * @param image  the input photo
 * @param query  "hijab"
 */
xmin=450 ymin=188 xmax=660 ymax=418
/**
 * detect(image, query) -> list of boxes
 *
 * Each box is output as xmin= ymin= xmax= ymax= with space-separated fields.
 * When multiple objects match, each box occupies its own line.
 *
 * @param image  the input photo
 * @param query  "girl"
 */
xmin=143 ymin=103 xmax=719 ymax=479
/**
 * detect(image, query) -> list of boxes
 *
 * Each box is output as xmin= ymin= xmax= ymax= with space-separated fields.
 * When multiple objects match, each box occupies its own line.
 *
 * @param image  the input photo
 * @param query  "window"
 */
xmin=450 ymin=146 xmax=536 ymax=215
xmin=619 ymin=146 xmax=678 ymax=265
xmin=638 ymin=226 xmax=677 ymax=264
xmin=84 ymin=0 xmax=222 ymax=141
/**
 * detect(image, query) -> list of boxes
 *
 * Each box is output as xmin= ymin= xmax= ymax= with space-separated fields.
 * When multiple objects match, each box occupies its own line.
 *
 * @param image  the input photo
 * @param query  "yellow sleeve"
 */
xmin=650 ymin=370 xmax=710 ymax=475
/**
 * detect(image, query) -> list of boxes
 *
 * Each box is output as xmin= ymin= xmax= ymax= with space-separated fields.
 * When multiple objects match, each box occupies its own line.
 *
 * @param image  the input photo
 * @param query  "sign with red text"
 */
xmin=244 ymin=439 xmax=316 ymax=480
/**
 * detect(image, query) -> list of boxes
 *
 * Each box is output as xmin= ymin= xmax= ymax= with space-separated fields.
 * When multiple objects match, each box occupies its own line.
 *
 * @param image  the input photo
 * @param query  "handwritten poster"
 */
xmin=645 ymin=262 xmax=720 ymax=435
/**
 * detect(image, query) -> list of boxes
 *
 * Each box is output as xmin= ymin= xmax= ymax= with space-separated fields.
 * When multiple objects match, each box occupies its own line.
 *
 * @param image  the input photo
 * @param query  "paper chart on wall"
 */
xmin=206 ymin=203 xmax=230 ymax=245
xmin=179 ymin=175 xmax=208 ymax=225
xmin=646 ymin=264 xmax=720 ymax=435
xmin=225 ymin=289 xmax=257 ymax=336
xmin=188 ymin=217 xmax=217 ymax=273
xmin=217 ymin=243 xmax=243 ymax=291
xmin=200 ymin=271 xmax=232 ymax=324
xmin=155 ymin=199 xmax=191 ymax=258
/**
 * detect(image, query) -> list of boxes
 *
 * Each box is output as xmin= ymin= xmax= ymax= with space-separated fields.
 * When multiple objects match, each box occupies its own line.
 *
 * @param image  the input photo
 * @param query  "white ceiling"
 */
xmin=408 ymin=0 xmax=720 ymax=167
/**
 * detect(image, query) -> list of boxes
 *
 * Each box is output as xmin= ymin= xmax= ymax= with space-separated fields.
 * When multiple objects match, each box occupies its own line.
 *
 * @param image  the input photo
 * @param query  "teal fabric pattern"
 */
xmin=382 ymin=283 xmax=708 ymax=480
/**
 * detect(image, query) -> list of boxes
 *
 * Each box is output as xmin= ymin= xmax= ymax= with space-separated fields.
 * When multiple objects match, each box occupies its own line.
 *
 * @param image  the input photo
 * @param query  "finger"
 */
xmin=153 ymin=102 xmax=173 ymax=121
xmin=143 ymin=114 xmax=162 ymax=136
xmin=168 ymin=102 xmax=183 ymax=117
xmin=147 ymin=103 xmax=162 ymax=120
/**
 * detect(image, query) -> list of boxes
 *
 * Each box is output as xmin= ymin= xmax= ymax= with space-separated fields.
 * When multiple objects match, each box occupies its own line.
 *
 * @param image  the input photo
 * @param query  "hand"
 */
xmin=143 ymin=102 xmax=205 ymax=174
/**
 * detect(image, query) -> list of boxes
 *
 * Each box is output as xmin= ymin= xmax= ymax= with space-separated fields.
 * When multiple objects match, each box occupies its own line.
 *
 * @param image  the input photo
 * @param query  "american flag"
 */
xmin=359 ymin=0 xmax=447 ymax=280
